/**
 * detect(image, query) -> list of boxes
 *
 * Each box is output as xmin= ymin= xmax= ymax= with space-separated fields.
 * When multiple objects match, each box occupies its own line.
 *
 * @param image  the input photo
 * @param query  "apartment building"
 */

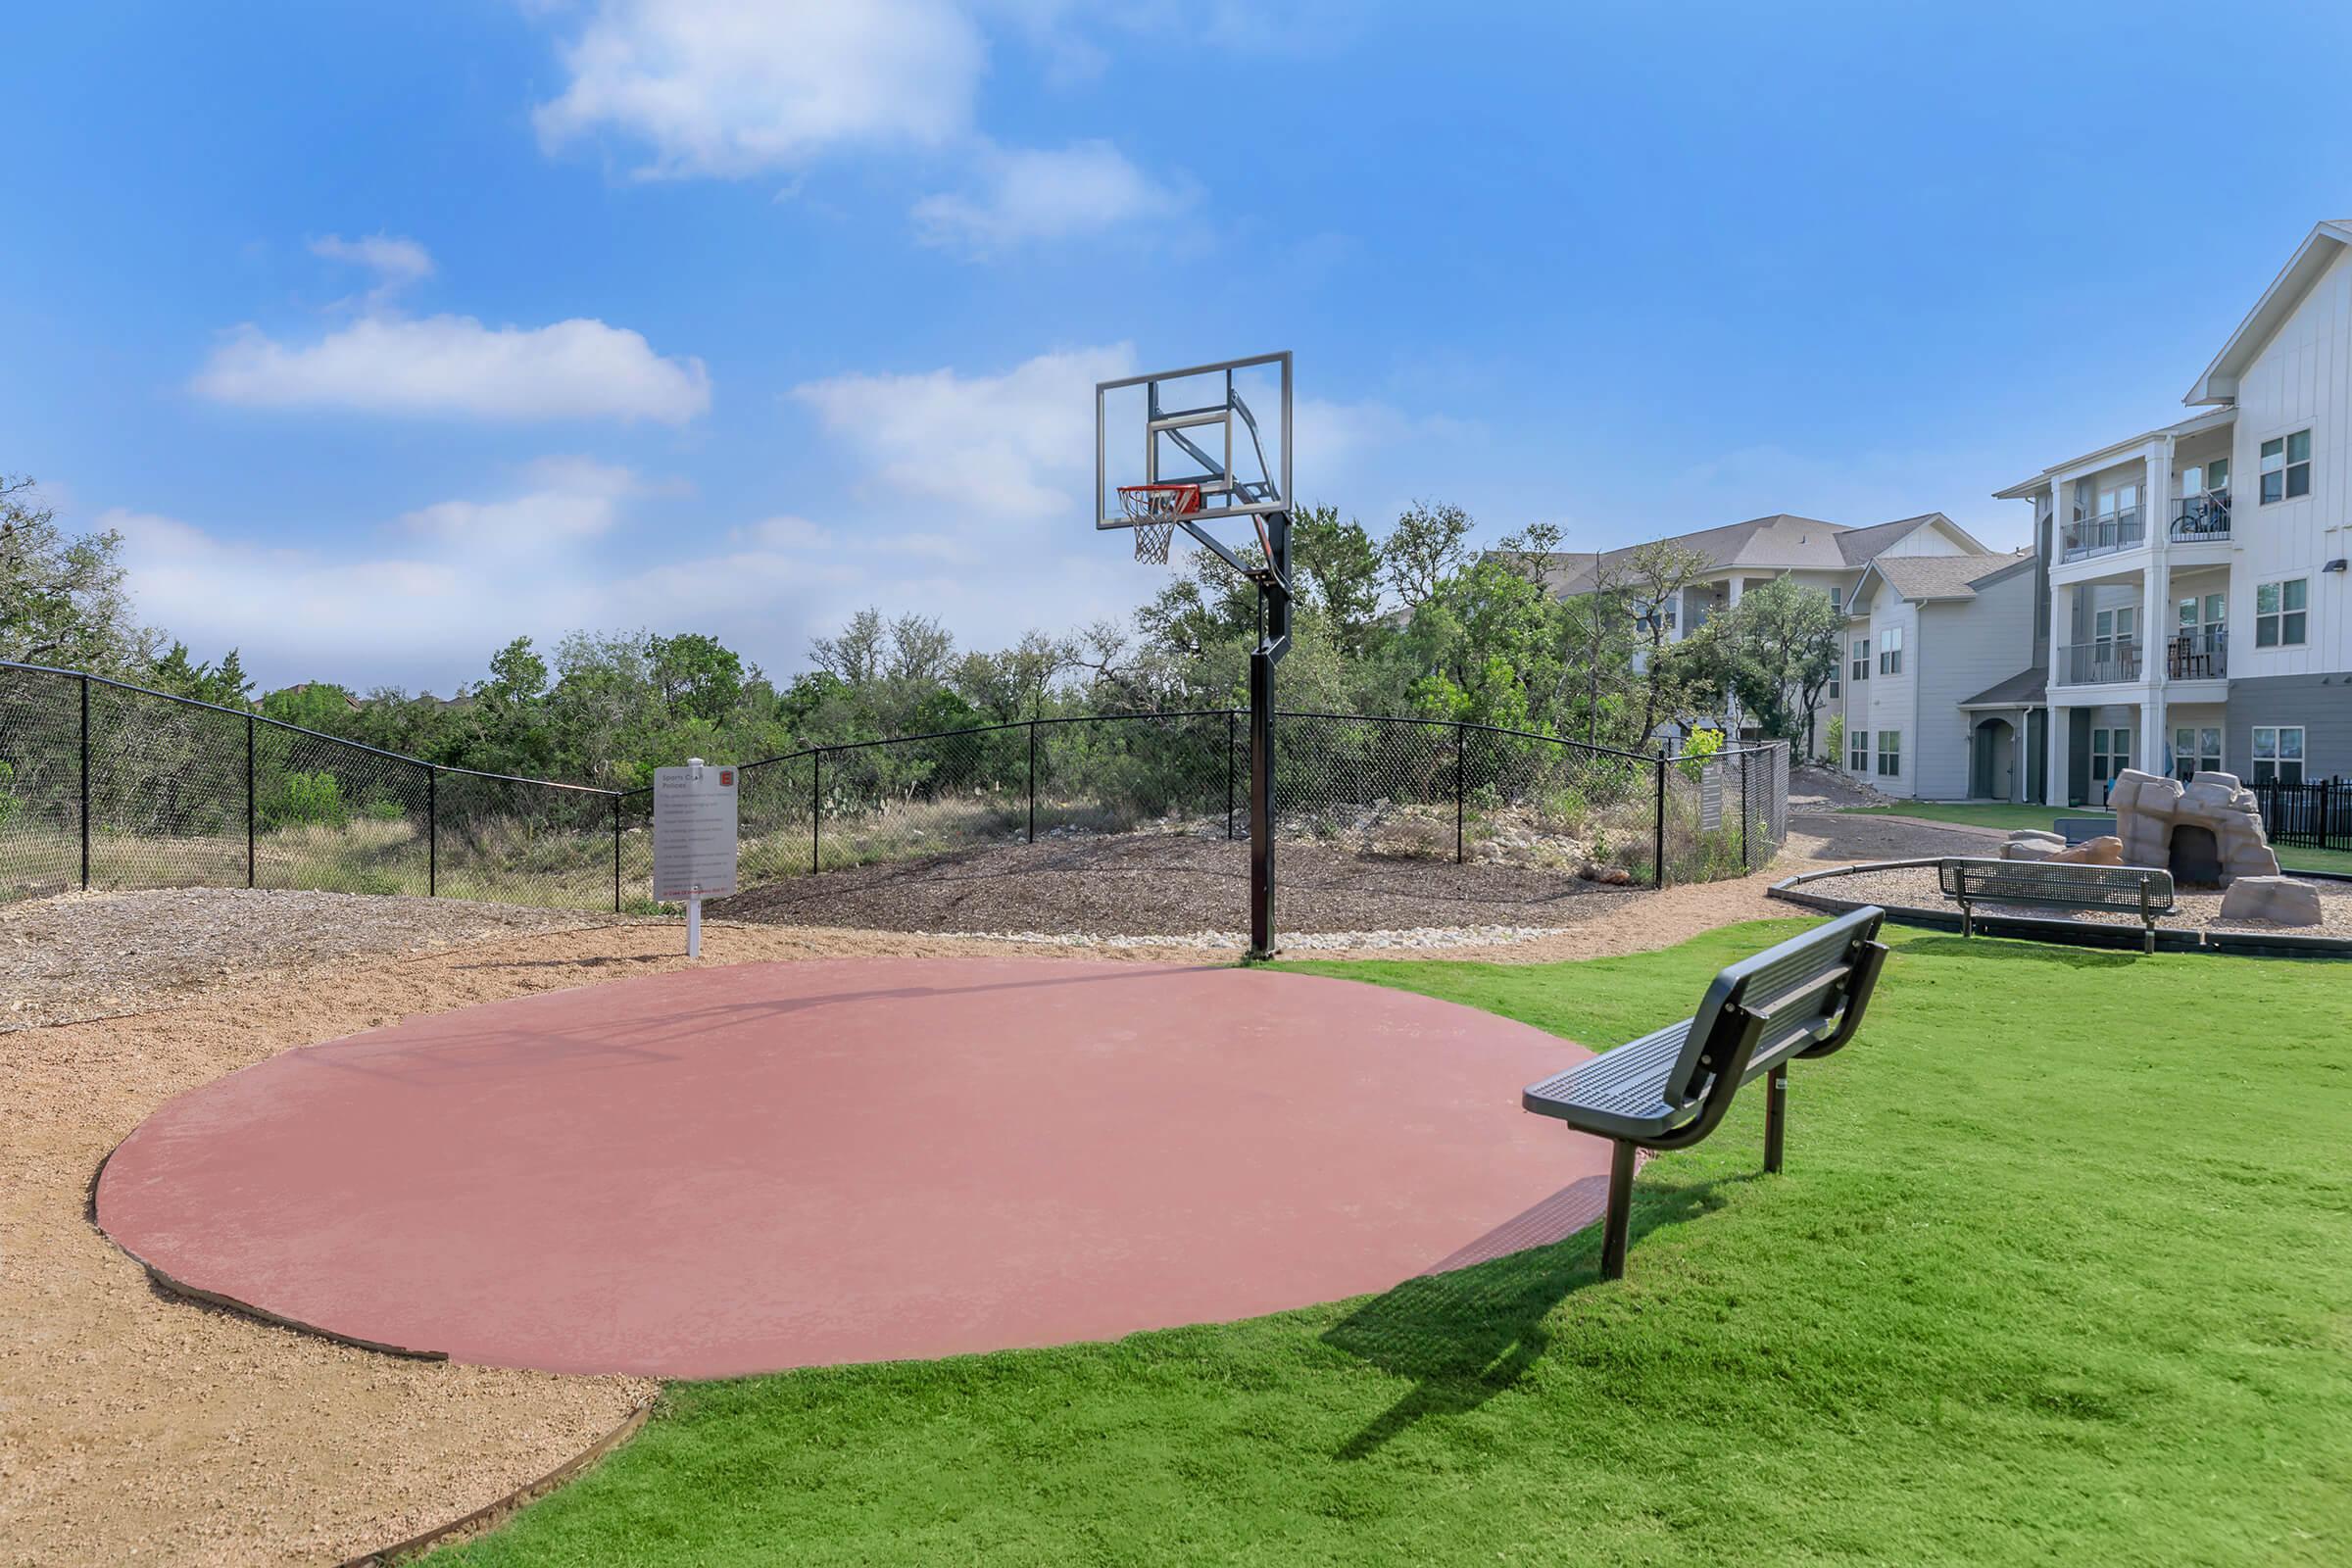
xmin=1994 ymin=220 xmax=2352 ymax=806
xmin=1536 ymin=511 xmax=2002 ymax=756
xmin=1838 ymin=551 xmax=2035 ymax=800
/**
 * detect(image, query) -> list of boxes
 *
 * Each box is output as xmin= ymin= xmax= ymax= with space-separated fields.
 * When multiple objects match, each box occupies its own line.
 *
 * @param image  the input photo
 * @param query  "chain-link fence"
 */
xmin=4 ymin=660 xmax=1793 ymax=925
xmin=1660 ymin=741 xmax=1791 ymax=885
xmin=2 ymin=662 xmax=627 ymax=911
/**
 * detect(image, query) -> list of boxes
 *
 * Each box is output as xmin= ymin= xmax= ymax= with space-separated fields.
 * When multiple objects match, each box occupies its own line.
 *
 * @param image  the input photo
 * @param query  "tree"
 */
xmin=147 ymin=642 xmax=254 ymax=707
xmin=1708 ymin=574 xmax=1843 ymax=751
xmin=1379 ymin=501 xmax=1473 ymax=613
xmin=1289 ymin=505 xmax=1385 ymax=654
xmin=648 ymin=632 xmax=745 ymax=725
xmin=0 ymin=474 xmax=153 ymax=672
xmin=260 ymin=682 xmax=361 ymax=733
xmin=1617 ymin=541 xmax=1719 ymax=749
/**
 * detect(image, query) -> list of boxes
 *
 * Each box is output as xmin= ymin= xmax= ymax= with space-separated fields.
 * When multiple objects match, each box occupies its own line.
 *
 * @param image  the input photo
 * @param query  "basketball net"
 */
xmin=1118 ymin=483 xmax=1202 ymax=565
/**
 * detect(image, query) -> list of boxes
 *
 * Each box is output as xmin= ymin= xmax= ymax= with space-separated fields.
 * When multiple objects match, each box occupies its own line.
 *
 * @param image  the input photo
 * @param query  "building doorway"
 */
xmin=1971 ymin=717 xmax=2017 ymax=801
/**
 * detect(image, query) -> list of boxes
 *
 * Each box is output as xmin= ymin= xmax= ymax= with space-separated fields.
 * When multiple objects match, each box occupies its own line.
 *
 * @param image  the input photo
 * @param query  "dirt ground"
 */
xmin=1 ymin=810 xmax=1992 ymax=1567
xmin=716 ymin=832 xmax=1630 ymax=938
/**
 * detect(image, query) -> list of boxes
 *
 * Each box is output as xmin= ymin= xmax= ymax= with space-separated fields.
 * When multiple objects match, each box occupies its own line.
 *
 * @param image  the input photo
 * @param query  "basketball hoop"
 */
xmin=1118 ymin=482 xmax=1202 ymax=565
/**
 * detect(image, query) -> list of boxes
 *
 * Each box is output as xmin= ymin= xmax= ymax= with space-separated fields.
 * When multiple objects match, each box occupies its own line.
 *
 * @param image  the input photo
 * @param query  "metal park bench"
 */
xmin=1520 ymin=907 xmax=1889 ymax=1280
xmin=2056 ymin=817 xmax=2115 ymax=847
xmin=1936 ymin=857 xmax=2175 ymax=953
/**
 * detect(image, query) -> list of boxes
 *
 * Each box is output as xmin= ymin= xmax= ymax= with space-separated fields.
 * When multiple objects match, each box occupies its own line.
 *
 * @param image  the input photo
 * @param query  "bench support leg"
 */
xmin=1601 ymin=1140 xmax=1636 ymax=1281
xmin=1764 ymin=1065 xmax=1788 ymax=1174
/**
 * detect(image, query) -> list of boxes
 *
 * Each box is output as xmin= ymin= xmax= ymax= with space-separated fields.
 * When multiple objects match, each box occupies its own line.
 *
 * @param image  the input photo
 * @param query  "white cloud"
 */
xmin=912 ymin=140 xmax=1189 ymax=253
xmin=397 ymin=457 xmax=644 ymax=547
xmin=531 ymin=0 xmax=984 ymax=177
xmin=732 ymin=514 xmax=832 ymax=549
xmin=308 ymin=232 xmax=435 ymax=294
xmin=191 ymin=314 xmax=711 ymax=424
xmin=791 ymin=344 xmax=1134 ymax=517
xmin=102 ymin=488 xmax=1142 ymax=695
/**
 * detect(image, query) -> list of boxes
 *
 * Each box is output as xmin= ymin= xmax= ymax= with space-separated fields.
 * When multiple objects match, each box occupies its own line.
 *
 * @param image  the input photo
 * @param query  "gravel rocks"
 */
xmin=2 ymin=887 xmax=608 ymax=1031
xmin=1810 ymin=860 xmax=2352 ymax=937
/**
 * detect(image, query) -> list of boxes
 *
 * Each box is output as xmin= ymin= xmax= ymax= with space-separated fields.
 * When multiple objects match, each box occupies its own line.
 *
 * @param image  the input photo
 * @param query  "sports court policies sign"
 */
xmin=653 ymin=760 xmax=739 ymax=901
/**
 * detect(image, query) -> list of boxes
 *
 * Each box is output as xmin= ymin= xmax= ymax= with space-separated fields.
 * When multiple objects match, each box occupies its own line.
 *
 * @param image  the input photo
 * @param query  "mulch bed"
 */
xmin=713 ymin=832 xmax=1628 ymax=937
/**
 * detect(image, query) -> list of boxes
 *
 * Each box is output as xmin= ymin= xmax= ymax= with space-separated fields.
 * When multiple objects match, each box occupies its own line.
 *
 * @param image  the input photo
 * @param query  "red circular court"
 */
xmin=97 ymin=958 xmax=1611 ymax=1379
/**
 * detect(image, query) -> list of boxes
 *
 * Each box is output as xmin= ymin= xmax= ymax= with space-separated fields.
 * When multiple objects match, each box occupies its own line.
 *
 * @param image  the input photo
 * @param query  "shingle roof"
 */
xmin=1960 ymin=667 xmax=2047 ymax=708
xmin=1518 ymin=512 xmax=1993 ymax=598
xmin=1865 ymin=549 xmax=2032 ymax=605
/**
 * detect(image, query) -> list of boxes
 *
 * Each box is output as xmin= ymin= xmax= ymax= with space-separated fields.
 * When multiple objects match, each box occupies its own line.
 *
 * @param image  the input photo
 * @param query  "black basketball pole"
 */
xmin=1248 ymin=512 xmax=1293 ymax=959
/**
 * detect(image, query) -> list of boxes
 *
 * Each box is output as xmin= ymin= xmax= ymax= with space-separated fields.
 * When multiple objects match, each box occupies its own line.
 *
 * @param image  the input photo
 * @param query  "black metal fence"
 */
xmin=3 ymin=660 xmax=1792 ymax=921
xmin=2253 ymin=778 xmax=2352 ymax=853
xmin=2 ymin=662 xmax=627 ymax=910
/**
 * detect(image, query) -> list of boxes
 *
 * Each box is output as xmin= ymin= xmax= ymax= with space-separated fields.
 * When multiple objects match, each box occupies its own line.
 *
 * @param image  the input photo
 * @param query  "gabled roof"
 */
xmin=2185 ymin=220 xmax=2352 ymax=406
xmin=1844 ymin=549 xmax=2031 ymax=615
xmin=1524 ymin=512 xmax=1978 ymax=596
xmin=1959 ymin=667 xmax=2047 ymax=709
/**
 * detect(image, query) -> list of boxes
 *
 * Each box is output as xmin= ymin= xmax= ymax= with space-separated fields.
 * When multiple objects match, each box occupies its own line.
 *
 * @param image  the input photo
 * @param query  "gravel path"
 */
xmin=1 ymin=888 xmax=604 ymax=1032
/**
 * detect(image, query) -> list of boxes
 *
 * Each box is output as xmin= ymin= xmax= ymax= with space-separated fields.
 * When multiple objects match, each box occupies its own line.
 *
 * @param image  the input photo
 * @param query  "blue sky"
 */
xmin=7 ymin=0 xmax=2350 ymax=692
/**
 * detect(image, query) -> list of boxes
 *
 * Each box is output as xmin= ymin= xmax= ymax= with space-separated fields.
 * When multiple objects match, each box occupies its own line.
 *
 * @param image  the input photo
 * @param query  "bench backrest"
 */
xmin=2056 ymin=817 xmax=2113 ymax=846
xmin=1936 ymin=857 xmax=2175 ymax=911
xmin=1665 ymin=906 xmax=1886 ymax=1106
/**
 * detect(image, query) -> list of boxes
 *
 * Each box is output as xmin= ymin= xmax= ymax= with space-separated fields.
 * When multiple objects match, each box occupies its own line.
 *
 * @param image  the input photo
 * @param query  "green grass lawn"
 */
xmin=1838 ymin=801 xmax=2352 ymax=875
xmin=434 ymin=924 xmax=2352 ymax=1567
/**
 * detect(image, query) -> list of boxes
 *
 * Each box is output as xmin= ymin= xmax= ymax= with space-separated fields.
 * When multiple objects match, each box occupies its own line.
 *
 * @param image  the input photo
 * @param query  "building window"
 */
xmin=2255 ymin=577 xmax=2308 ymax=648
xmin=1878 ymin=626 xmax=1903 ymax=675
xmin=2089 ymin=727 xmax=2132 ymax=787
xmin=1849 ymin=729 xmax=1870 ymax=772
xmin=1849 ymin=637 xmax=1870 ymax=682
xmin=1876 ymin=730 xmax=1900 ymax=777
xmin=1828 ymin=664 xmax=1839 ymax=699
xmin=1635 ymin=596 xmax=1677 ymax=637
xmin=2259 ymin=429 xmax=2312 ymax=503
xmin=2181 ymin=458 xmax=2230 ymax=498
xmin=2251 ymin=726 xmax=2305 ymax=786
xmin=2172 ymin=726 xmax=2222 ymax=781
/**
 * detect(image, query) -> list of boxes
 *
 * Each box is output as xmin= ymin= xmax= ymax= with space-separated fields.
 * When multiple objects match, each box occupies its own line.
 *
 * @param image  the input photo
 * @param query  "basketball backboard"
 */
xmin=1095 ymin=352 xmax=1292 ymax=533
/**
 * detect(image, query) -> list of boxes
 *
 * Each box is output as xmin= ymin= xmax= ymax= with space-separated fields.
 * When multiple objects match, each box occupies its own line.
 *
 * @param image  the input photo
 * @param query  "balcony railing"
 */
xmin=2165 ymin=624 xmax=2229 ymax=681
xmin=2060 ymin=508 xmax=2144 ymax=563
xmin=2170 ymin=490 xmax=2231 ymax=543
xmin=2058 ymin=637 xmax=2143 ymax=686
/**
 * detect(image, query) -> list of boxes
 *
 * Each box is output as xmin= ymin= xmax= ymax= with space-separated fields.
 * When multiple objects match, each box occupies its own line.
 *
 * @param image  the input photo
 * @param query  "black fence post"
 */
xmin=1740 ymin=751 xmax=1750 ymax=870
xmin=246 ymin=712 xmax=256 ymax=889
xmin=1454 ymin=722 xmax=1466 ymax=864
xmin=79 ymin=673 xmax=90 ymax=892
xmin=810 ymin=750 xmax=821 ymax=875
xmin=1028 ymin=721 xmax=1038 ymax=845
xmin=426 ymin=767 xmax=437 ymax=898
xmin=1226 ymin=709 xmax=1237 ymax=841
xmin=1653 ymin=750 xmax=1668 ymax=889
xmin=612 ymin=794 xmax=622 ymax=912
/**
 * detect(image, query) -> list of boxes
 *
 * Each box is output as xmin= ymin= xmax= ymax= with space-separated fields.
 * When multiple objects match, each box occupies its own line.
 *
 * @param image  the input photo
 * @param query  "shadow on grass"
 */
xmin=1320 ymin=1173 xmax=1732 ymax=1459
xmin=1900 ymin=936 xmax=2139 ymax=969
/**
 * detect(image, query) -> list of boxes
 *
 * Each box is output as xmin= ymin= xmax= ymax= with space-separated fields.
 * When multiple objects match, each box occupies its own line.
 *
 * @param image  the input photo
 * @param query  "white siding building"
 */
xmin=1995 ymin=220 xmax=2352 ymax=805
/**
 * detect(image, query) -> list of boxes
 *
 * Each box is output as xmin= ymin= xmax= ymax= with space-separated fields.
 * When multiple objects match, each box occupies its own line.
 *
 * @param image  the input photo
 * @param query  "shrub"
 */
xmin=261 ymin=770 xmax=348 ymax=830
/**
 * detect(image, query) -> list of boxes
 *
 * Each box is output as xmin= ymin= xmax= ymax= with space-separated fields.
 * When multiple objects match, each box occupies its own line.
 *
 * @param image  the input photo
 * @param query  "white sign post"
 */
xmin=653 ymin=758 xmax=738 ymax=958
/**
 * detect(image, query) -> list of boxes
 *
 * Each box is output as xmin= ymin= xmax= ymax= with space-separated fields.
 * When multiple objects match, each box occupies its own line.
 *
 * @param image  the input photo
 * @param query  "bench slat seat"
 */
xmin=1519 ymin=907 xmax=1888 ymax=1278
